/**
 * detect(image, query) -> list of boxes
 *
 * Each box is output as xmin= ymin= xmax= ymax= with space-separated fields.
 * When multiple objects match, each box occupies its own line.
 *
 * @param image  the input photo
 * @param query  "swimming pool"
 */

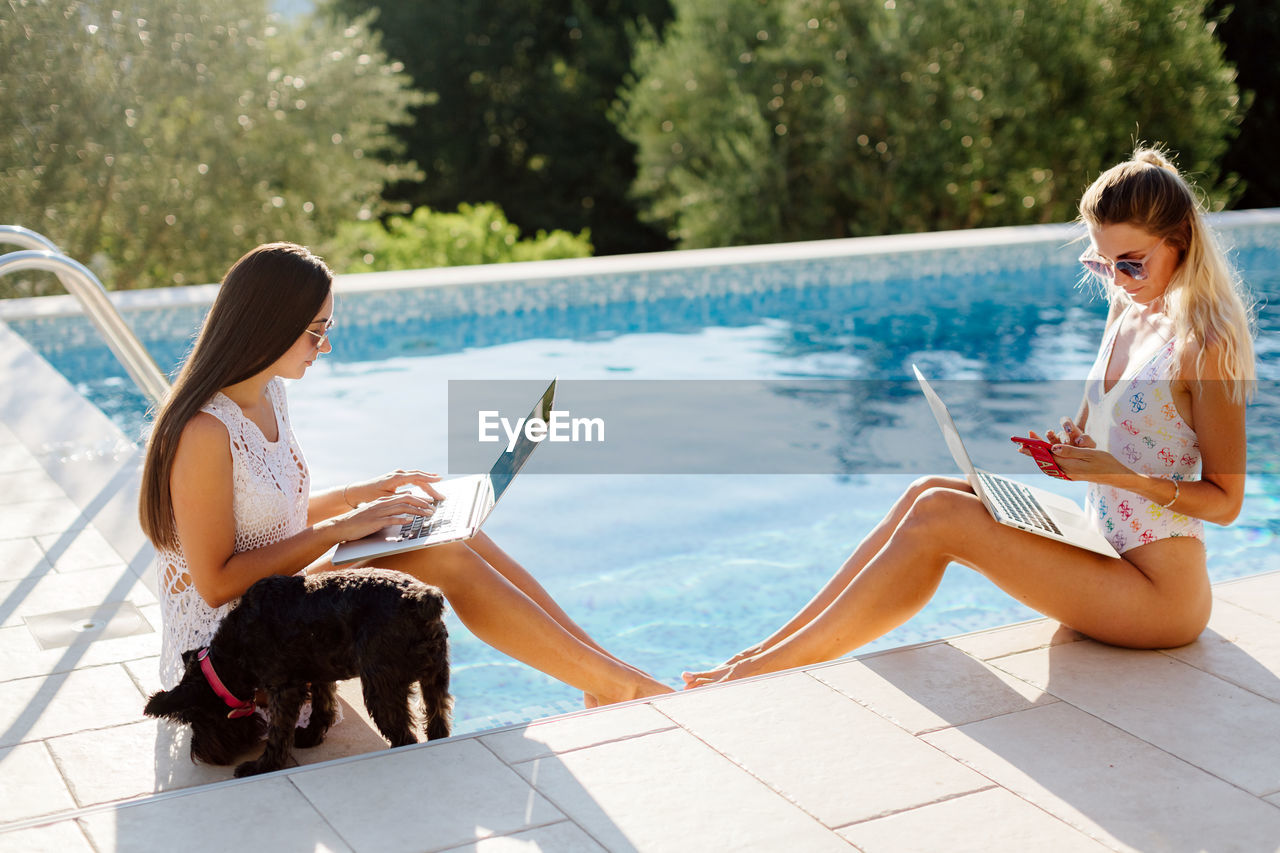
xmin=7 ymin=216 xmax=1279 ymax=733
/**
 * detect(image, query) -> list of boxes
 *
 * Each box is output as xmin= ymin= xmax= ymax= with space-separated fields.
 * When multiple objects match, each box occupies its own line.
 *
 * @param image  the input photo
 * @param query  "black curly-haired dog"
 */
xmin=144 ymin=567 xmax=451 ymax=777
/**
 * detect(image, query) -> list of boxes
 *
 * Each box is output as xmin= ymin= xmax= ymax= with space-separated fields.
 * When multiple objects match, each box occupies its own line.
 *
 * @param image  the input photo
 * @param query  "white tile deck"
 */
xmin=3 ymin=319 xmax=1280 ymax=851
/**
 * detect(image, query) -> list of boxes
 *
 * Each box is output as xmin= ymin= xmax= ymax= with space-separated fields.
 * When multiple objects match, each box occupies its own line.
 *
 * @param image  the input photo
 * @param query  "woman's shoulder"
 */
xmin=178 ymin=411 xmax=232 ymax=449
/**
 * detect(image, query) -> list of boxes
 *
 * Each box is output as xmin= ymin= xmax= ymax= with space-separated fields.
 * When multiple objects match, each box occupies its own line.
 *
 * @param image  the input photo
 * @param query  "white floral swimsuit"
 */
xmin=1084 ymin=307 xmax=1204 ymax=553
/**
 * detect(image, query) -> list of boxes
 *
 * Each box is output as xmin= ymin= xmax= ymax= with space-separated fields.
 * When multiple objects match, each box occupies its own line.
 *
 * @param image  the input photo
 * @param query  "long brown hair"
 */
xmin=1078 ymin=147 xmax=1255 ymax=404
xmin=139 ymin=243 xmax=333 ymax=549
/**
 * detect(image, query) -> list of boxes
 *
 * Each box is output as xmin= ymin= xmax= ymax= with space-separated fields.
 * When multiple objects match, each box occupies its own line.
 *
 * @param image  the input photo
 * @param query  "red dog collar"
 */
xmin=197 ymin=648 xmax=256 ymax=719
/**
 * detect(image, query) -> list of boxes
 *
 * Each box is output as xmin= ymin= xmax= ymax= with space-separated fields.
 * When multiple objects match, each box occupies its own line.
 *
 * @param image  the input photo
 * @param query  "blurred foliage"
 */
xmin=0 ymin=0 xmax=421 ymax=295
xmin=320 ymin=0 xmax=673 ymax=256
xmin=1208 ymin=0 xmax=1280 ymax=208
xmin=324 ymin=202 xmax=592 ymax=272
xmin=618 ymin=0 xmax=1244 ymax=248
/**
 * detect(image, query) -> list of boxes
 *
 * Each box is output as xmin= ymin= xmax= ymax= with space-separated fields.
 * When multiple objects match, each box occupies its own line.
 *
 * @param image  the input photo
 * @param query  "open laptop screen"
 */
xmin=912 ymin=365 xmax=977 ymax=479
xmin=488 ymin=380 xmax=556 ymax=503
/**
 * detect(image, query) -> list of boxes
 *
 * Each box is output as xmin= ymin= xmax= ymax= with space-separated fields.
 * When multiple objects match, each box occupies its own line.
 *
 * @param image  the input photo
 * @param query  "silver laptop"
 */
xmin=912 ymin=365 xmax=1119 ymax=558
xmin=333 ymin=379 xmax=556 ymax=567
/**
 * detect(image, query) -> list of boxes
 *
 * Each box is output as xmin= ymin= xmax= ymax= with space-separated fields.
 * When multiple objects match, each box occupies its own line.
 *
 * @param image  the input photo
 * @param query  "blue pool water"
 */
xmin=9 ymin=221 xmax=1280 ymax=733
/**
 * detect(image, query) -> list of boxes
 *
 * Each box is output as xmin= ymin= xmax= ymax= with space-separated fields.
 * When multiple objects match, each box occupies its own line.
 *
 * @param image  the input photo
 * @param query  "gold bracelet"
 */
xmin=1161 ymin=479 xmax=1180 ymax=509
xmin=343 ymin=484 xmax=356 ymax=508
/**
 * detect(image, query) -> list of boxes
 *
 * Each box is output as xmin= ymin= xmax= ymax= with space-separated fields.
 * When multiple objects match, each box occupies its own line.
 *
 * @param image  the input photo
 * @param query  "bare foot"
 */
xmin=594 ymin=674 xmax=674 ymax=706
xmin=721 ymin=643 xmax=767 ymax=667
xmin=681 ymin=665 xmax=730 ymax=689
xmin=583 ymin=692 xmax=599 ymax=709
xmin=681 ymin=644 xmax=767 ymax=685
xmin=682 ymin=656 xmax=769 ymax=689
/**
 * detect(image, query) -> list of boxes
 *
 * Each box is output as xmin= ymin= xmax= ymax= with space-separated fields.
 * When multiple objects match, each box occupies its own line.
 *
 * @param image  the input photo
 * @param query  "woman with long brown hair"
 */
xmin=685 ymin=147 xmax=1255 ymax=687
xmin=141 ymin=242 xmax=670 ymax=706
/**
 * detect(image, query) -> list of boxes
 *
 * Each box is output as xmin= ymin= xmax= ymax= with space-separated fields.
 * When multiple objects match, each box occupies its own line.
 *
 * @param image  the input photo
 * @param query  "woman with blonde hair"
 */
xmin=685 ymin=147 xmax=1255 ymax=687
xmin=141 ymin=242 xmax=671 ymax=706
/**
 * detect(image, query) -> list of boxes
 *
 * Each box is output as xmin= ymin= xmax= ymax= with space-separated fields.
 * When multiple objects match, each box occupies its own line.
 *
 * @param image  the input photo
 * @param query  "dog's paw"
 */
xmin=233 ymin=759 xmax=273 ymax=778
xmin=293 ymin=726 xmax=328 ymax=749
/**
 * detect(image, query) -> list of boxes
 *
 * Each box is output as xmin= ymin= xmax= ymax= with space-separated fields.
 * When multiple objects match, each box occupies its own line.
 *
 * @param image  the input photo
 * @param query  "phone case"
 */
xmin=1010 ymin=436 xmax=1071 ymax=480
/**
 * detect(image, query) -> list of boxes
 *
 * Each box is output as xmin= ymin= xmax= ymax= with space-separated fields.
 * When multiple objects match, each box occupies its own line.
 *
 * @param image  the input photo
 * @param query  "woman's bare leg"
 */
xmin=466 ymin=532 xmax=631 ymax=661
xmin=466 ymin=531 xmax=659 ymax=707
xmin=374 ymin=541 xmax=673 ymax=705
xmin=685 ymin=485 xmax=1209 ymax=686
xmin=688 ymin=476 xmax=969 ymax=678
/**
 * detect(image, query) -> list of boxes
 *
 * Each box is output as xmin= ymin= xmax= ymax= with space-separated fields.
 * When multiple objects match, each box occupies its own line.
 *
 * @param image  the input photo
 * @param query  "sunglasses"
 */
xmin=1079 ymin=237 xmax=1166 ymax=282
xmin=302 ymin=320 xmax=335 ymax=347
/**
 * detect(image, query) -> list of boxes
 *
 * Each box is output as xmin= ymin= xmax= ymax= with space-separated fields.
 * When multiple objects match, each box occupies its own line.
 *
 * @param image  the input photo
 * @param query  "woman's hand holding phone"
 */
xmin=1010 ymin=436 xmax=1072 ymax=479
xmin=1011 ymin=418 xmax=1095 ymax=480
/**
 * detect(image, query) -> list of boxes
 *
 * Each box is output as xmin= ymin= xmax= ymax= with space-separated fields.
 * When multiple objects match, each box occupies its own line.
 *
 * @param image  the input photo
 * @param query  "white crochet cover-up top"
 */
xmin=156 ymin=377 xmax=310 ymax=687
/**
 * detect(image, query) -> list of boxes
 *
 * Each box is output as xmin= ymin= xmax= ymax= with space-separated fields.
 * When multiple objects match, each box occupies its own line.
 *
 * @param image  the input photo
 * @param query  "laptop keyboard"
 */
xmin=399 ymin=498 xmax=465 ymax=541
xmin=978 ymin=471 xmax=1063 ymax=536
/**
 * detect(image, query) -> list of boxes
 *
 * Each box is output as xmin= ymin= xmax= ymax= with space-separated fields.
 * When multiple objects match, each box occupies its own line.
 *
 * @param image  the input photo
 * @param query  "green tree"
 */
xmin=0 ymin=0 xmax=421 ymax=295
xmin=324 ymin=202 xmax=592 ymax=272
xmin=618 ymin=0 xmax=1243 ymax=248
xmin=321 ymin=0 xmax=672 ymax=256
xmin=1208 ymin=0 xmax=1280 ymax=207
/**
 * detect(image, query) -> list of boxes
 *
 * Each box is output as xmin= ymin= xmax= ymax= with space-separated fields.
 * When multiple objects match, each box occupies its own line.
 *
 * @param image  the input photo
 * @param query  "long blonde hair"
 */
xmin=1079 ymin=147 xmax=1256 ymax=404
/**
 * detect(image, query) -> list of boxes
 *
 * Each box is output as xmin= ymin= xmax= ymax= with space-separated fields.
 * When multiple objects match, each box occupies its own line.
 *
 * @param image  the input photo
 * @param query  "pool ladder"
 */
xmin=0 ymin=225 xmax=171 ymax=406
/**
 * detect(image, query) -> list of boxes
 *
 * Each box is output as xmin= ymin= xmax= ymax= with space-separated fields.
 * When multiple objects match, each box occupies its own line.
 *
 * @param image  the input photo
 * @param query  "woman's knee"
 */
xmin=385 ymin=542 xmax=482 ymax=592
xmin=900 ymin=486 xmax=979 ymax=540
xmin=905 ymin=475 xmax=969 ymax=502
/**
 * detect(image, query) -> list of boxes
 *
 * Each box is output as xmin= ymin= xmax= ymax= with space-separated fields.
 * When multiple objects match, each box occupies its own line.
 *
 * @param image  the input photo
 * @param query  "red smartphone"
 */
xmin=1010 ymin=436 xmax=1071 ymax=480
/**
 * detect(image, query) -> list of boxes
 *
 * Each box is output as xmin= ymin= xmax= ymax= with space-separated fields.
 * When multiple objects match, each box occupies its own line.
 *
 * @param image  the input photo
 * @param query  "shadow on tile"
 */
xmin=148 ymin=679 xmax=395 ymax=788
xmin=916 ymin=634 xmax=1280 ymax=852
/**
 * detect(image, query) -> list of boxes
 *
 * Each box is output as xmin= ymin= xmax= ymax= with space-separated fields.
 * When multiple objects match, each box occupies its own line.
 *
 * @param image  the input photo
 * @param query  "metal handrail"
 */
xmin=0 ymin=226 xmax=171 ymax=406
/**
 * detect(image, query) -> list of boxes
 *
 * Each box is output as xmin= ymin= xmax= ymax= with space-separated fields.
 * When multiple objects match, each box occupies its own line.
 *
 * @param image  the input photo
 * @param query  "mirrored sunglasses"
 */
xmin=1078 ymin=237 xmax=1166 ymax=282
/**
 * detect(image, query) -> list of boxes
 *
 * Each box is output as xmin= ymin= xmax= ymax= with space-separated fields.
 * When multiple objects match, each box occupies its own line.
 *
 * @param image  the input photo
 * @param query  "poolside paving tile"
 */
xmin=1161 ymin=599 xmax=1280 ymax=702
xmin=513 ymin=726 xmax=847 ymax=851
xmin=46 ymin=719 xmax=233 ymax=807
xmin=1213 ymin=570 xmax=1280 ymax=623
xmin=0 ymin=444 xmax=40 ymax=474
xmin=836 ymin=787 xmax=1113 ymax=852
xmin=289 ymin=737 xmax=563 ymax=853
xmin=923 ymin=701 xmax=1280 ymax=852
xmin=946 ymin=619 xmax=1084 ymax=661
xmin=122 ymin=656 xmax=163 ymax=698
xmin=0 ymin=469 xmax=68 ymax=505
xmin=0 ymin=566 xmax=154 ymax=629
xmin=0 ymin=497 xmax=86 ymax=539
xmin=0 ymin=665 xmax=147 ymax=748
xmin=37 ymin=526 xmax=129 ymax=573
xmin=79 ymin=777 xmax=352 ymax=853
xmin=990 ymin=640 xmax=1280 ymax=796
xmin=811 ymin=642 xmax=1058 ymax=735
xmin=0 ymin=741 xmax=76 ymax=823
xmin=0 ymin=623 xmax=158 ymax=682
xmin=651 ymin=672 xmax=990 ymax=827
xmin=440 ymin=821 xmax=607 ymax=852
xmin=481 ymin=702 xmax=678 ymax=764
xmin=0 ymin=537 xmax=53 ymax=582
xmin=0 ymin=820 xmax=94 ymax=853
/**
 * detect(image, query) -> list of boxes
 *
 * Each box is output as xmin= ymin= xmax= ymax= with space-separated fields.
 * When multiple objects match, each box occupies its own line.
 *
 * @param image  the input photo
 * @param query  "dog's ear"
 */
xmin=143 ymin=681 xmax=202 ymax=721
xmin=179 ymin=648 xmax=201 ymax=668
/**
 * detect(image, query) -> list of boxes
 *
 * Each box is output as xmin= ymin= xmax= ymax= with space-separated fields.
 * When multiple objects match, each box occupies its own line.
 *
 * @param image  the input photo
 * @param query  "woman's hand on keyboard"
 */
xmin=344 ymin=469 xmax=444 ymax=507
xmin=323 ymin=492 xmax=438 ymax=543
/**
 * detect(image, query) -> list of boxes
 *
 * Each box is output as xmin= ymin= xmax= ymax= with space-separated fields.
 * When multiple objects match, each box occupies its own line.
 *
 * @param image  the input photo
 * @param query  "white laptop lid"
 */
xmin=911 ymin=364 xmax=978 ymax=482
